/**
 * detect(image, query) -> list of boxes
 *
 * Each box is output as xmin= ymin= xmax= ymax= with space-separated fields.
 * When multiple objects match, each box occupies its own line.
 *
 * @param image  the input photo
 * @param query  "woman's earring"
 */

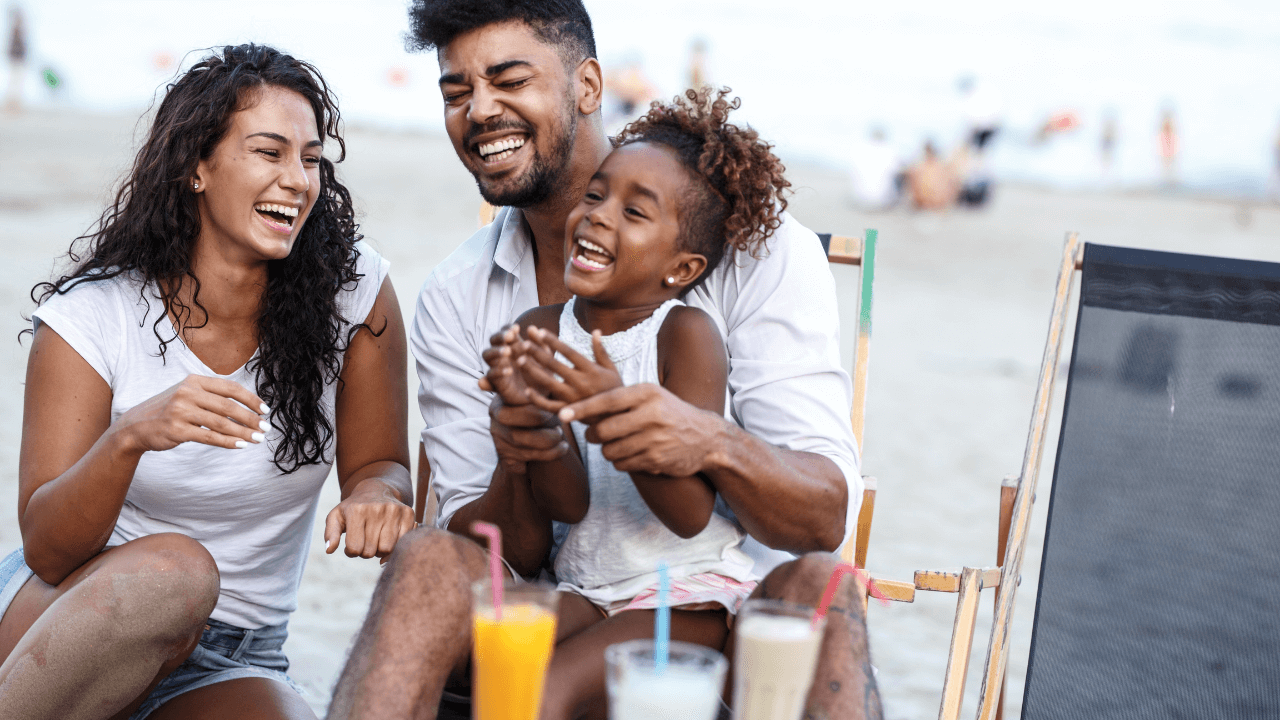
xmin=192 ymin=180 xmax=199 ymax=190
xmin=667 ymin=276 xmax=676 ymax=285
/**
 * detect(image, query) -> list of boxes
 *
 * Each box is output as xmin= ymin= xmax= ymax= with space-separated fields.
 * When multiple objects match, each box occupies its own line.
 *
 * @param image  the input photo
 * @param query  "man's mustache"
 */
xmin=464 ymin=120 xmax=535 ymax=147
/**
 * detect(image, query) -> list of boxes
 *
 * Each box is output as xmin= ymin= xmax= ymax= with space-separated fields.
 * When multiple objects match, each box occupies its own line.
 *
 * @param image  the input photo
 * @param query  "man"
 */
xmin=328 ymin=2 xmax=881 ymax=718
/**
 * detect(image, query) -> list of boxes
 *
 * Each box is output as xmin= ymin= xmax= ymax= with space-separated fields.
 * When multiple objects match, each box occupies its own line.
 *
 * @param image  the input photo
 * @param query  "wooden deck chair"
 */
xmin=946 ymin=234 xmax=1280 ymax=720
xmin=839 ymin=235 xmax=1078 ymax=720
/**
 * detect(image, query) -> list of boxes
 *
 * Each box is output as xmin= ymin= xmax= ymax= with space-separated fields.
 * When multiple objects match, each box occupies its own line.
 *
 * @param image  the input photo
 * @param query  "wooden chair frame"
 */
xmin=846 ymin=234 xmax=1082 ymax=720
xmin=824 ymin=230 xmax=879 ymax=570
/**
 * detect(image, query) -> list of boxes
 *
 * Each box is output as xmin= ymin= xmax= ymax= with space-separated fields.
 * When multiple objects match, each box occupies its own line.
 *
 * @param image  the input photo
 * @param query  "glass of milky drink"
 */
xmin=733 ymin=599 xmax=826 ymax=720
xmin=606 ymin=639 xmax=728 ymax=720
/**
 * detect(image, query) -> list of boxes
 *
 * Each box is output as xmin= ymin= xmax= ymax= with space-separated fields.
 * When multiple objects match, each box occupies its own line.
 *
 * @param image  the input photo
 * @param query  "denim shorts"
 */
xmin=0 ymin=549 xmax=302 ymax=719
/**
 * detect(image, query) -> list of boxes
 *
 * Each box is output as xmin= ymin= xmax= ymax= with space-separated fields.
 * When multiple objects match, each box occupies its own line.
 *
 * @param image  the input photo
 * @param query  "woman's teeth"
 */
xmin=478 ymin=137 xmax=526 ymax=162
xmin=254 ymin=203 xmax=297 ymax=228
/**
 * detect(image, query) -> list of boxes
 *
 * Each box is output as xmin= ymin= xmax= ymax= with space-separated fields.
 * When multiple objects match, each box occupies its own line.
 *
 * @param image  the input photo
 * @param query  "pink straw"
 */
xmin=471 ymin=521 xmax=504 ymax=620
xmin=812 ymin=562 xmax=889 ymax=630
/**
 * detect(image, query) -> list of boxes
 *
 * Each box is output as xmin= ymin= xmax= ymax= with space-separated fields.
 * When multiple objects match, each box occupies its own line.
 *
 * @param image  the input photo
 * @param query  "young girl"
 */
xmin=482 ymin=87 xmax=791 ymax=711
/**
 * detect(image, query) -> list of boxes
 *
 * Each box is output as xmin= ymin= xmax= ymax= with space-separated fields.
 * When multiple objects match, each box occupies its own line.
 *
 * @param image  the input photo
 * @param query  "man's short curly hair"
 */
xmin=407 ymin=0 xmax=596 ymax=68
xmin=614 ymin=87 xmax=791 ymax=291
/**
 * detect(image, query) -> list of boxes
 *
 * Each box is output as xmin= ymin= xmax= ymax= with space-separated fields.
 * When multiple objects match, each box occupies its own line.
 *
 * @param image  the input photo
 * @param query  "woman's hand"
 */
xmin=324 ymin=477 xmax=416 ymax=559
xmin=519 ymin=327 xmax=623 ymax=412
xmin=115 ymin=374 xmax=269 ymax=454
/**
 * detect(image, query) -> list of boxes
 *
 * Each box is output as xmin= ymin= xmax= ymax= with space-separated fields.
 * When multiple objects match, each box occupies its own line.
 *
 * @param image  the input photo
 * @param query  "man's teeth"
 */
xmin=478 ymin=137 xmax=526 ymax=160
xmin=255 ymin=204 xmax=298 ymax=218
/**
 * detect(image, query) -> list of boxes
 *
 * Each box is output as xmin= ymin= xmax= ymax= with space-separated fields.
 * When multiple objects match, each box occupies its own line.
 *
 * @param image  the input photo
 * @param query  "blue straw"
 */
xmin=655 ymin=562 xmax=670 ymax=675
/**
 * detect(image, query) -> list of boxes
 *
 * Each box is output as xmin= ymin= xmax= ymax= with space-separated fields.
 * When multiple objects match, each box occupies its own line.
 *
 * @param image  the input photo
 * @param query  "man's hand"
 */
xmin=519 ymin=327 xmax=623 ymax=412
xmin=477 ymin=324 xmax=569 ymax=474
xmin=488 ymin=396 xmax=569 ymax=475
xmin=559 ymin=384 xmax=727 ymax=477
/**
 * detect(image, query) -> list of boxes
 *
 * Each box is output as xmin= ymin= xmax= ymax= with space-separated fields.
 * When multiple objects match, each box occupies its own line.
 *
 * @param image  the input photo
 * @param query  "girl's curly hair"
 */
xmin=29 ymin=44 xmax=368 ymax=473
xmin=614 ymin=87 xmax=790 ymax=289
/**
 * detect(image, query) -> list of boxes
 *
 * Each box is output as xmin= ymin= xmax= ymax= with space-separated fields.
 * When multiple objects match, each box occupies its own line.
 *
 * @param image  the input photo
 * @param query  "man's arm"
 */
xmin=563 ymin=386 xmax=846 ymax=552
xmin=561 ymin=213 xmax=859 ymax=554
xmin=412 ymin=285 xmax=564 ymax=577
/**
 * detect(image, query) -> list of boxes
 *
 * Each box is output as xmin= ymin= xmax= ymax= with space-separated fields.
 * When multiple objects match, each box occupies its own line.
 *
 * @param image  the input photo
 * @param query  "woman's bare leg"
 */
xmin=540 ymin=607 xmax=730 ymax=720
xmin=0 ymin=533 xmax=220 ymax=720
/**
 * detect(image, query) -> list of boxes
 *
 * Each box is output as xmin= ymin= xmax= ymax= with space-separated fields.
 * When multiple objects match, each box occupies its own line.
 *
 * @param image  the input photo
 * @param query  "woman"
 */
xmin=0 ymin=45 xmax=414 ymax=720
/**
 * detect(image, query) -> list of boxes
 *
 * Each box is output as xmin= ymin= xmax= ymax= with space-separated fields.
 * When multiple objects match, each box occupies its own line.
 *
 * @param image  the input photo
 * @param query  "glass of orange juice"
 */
xmin=471 ymin=580 xmax=560 ymax=720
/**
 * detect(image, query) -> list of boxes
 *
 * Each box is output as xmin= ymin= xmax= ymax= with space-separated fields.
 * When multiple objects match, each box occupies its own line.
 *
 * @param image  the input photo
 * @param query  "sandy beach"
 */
xmin=2 ymin=108 xmax=1279 ymax=718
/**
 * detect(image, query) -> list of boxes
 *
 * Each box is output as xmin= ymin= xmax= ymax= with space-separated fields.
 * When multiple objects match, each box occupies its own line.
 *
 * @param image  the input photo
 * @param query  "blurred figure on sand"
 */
xmin=5 ymin=5 xmax=25 ymax=113
xmin=604 ymin=56 xmax=657 ymax=123
xmin=847 ymin=127 xmax=901 ymax=210
xmin=1159 ymin=107 xmax=1178 ymax=186
xmin=906 ymin=141 xmax=959 ymax=210
xmin=1270 ymin=120 xmax=1280 ymax=203
xmin=1100 ymin=109 xmax=1118 ymax=176
xmin=688 ymin=37 xmax=709 ymax=90
xmin=1033 ymin=109 xmax=1080 ymax=145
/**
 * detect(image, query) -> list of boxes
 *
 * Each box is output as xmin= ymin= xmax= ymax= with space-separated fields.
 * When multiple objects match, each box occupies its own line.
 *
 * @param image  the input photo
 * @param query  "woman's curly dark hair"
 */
xmin=614 ymin=87 xmax=790 ymax=289
xmin=30 ymin=44 xmax=367 ymax=473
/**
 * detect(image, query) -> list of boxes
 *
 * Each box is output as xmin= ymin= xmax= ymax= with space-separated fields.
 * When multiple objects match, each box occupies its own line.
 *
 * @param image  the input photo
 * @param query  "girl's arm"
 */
xmin=517 ymin=306 xmax=590 ymax=524
xmin=628 ymin=305 xmax=726 ymax=538
xmin=327 ymin=276 xmax=416 ymax=559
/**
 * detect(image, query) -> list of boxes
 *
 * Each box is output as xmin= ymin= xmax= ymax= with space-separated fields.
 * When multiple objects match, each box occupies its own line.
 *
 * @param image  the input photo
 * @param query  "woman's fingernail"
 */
xmin=235 ymin=440 xmax=249 ymax=449
xmin=560 ymin=408 xmax=575 ymax=422
xmin=251 ymin=432 xmax=266 ymax=443
xmin=259 ymin=420 xmax=271 ymax=432
xmin=260 ymin=403 xmax=271 ymax=414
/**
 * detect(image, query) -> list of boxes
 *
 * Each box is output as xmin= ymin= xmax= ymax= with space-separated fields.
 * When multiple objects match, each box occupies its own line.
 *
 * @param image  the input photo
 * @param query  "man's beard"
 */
xmin=472 ymin=101 xmax=578 ymax=209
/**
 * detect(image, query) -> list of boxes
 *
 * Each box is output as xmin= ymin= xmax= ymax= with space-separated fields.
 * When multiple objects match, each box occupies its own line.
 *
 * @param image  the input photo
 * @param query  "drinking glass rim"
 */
xmin=739 ymin=597 xmax=817 ymax=618
xmin=605 ymin=638 xmax=728 ymax=671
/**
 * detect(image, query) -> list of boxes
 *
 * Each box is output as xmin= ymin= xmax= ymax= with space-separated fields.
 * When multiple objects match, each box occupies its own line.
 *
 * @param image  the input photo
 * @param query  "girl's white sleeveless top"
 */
xmin=552 ymin=297 xmax=758 ymax=607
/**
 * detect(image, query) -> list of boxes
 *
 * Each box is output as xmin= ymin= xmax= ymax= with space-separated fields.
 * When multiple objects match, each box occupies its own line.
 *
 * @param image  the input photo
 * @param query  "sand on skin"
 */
xmin=2 ymin=109 xmax=1279 ymax=718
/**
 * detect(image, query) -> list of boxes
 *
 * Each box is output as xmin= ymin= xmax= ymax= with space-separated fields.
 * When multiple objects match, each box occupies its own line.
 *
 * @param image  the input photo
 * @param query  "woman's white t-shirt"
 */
xmin=30 ymin=241 xmax=389 ymax=629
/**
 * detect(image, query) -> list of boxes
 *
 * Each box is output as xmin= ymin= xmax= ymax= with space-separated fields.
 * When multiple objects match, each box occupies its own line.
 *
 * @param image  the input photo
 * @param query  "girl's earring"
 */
xmin=666 ymin=276 xmax=676 ymax=285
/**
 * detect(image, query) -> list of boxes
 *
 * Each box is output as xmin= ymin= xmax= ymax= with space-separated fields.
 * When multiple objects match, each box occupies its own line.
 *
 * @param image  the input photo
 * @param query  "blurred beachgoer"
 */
xmin=953 ymin=143 xmax=993 ymax=208
xmin=959 ymin=75 xmax=1001 ymax=152
xmin=0 ymin=44 xmax=414 ymax=720
xmin=688 ymin=37 xmax=708 ymax=89
xmin=604 ymin=56 xmax=657 ymax=119
xmin=5 ymin=6 xmax=25 ymax=112
xmin=1100 ymin=109 xmax=1118 ymax=172
xmin=906 ymin=141 xmax=959 ymax=210
xmin=1271 ymin=122 xmax=1280 ymax=203
xmin=1159 ymin=107 xmax=1178 ymax=186
xmin=1034 ymin=109 xmax=1080 ymax=144
xmin=848 ymin=126 xmax=901 ymax=210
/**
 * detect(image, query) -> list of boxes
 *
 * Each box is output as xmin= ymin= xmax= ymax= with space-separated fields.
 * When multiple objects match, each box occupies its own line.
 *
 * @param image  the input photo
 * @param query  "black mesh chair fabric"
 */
xmin=1022 ymin=243 xmax=1280 ymax=719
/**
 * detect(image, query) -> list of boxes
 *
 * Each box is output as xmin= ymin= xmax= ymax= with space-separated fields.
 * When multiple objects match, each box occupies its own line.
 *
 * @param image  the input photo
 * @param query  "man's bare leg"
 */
xmin=327 ymin=527 xmax=489 ymax=720
xmin=727 ymin=552 xmax=883 ymax=720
